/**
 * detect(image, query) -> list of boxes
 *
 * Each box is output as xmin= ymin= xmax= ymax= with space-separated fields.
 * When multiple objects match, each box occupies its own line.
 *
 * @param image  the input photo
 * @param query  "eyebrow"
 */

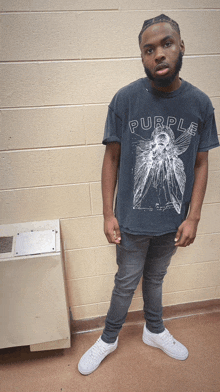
xmin=143 ymin=35 xmax=174 ymax=48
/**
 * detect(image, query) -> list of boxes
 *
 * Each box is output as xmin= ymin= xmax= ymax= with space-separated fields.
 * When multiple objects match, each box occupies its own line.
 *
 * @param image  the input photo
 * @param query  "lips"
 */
xmin=155 ymin=63 xmax=170 ymax=76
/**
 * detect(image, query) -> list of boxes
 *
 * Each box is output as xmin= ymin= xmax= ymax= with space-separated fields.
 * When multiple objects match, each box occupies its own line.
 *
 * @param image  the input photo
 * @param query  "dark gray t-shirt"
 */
xmin=103 ymin=78 xmax=219 ymax=235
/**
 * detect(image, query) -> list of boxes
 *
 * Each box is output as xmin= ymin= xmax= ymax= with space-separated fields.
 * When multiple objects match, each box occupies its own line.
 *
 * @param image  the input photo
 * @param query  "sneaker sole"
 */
xmin=142 ymin=334 xmax=188 ymax=361
xmin=78 ymin=342 xmax=118 ymax=375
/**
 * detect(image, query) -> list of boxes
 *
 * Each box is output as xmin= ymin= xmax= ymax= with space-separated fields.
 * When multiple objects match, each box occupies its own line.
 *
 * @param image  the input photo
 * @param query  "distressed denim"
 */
xmin=101 ymin=232 xmax=177 ymax=343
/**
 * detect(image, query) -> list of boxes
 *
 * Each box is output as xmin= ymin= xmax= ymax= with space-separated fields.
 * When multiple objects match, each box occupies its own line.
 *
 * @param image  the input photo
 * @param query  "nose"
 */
xmin=154 ymin=46 xmax=165 ymax=63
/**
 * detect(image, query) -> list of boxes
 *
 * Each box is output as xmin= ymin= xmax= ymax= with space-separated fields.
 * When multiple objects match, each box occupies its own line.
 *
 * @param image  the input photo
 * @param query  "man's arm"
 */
xmin=102 ymin=142 xmax=121 ymax=244
xmin=175 ymin=151 xmax=208 ymax=247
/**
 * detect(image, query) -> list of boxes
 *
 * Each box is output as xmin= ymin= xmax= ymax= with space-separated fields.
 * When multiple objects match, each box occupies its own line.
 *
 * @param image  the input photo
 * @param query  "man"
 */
xmin=78 ymin=14 xmax=219 ymax=375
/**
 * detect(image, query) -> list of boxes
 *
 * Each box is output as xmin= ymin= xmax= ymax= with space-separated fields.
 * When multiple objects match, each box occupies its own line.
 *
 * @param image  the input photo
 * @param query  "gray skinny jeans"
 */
xmin=101 ymin=231 xmax=177 ymax=343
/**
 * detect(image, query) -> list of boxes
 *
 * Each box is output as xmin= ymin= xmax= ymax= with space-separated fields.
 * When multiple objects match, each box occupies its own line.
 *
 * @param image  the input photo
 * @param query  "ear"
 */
xmin=180 ymin=39 xmax=185 ymax=55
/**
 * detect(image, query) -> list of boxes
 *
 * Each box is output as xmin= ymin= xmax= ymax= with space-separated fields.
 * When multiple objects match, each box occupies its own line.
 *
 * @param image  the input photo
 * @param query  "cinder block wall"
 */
xmin=0 ymin=1 xmax=219 ymax=321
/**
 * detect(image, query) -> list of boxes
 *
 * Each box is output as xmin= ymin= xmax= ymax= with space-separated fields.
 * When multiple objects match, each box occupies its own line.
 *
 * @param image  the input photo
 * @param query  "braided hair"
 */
xmin=138 ymin=14 xmax=181 ymax=45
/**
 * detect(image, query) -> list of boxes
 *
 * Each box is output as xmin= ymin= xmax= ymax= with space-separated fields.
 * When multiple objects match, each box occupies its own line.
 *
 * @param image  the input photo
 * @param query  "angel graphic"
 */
xmin=133 ymin=125 xmax=192 ymax=214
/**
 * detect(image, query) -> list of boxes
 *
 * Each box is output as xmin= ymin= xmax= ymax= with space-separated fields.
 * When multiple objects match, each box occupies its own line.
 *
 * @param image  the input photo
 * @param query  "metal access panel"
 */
xmin=15 ymin=230 xmax=56 ymax=257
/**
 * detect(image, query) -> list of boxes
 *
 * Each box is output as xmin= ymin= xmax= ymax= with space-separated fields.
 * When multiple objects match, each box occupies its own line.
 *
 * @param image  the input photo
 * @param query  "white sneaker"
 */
xmin=78 ymin=336 xmax=118 ymax=375
xmin=142 ymin=325 xmax=188 ymax=360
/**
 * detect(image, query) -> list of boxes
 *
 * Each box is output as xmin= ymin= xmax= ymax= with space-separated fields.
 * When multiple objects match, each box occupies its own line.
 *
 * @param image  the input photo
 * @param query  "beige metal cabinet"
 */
xmin=0 ymin=220 xmax=70 ymax=351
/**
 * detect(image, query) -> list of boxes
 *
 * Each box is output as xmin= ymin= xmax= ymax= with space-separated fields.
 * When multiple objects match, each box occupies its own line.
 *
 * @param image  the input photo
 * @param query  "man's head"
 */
xmin=139 ymin=14 xmax=185 ymax=91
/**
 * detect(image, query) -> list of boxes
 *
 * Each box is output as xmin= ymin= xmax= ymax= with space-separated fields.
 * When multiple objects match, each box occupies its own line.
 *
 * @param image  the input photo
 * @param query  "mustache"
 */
xmin=154 ymin=62 xmax=170 ymax=72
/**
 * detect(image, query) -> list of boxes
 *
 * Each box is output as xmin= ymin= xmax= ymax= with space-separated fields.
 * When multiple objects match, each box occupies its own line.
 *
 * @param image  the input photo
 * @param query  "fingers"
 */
xmin=175 ymin=229 xmax=196 ymax=247
xmin=104 ymin=217 xmax=121 ymax=244
xmin=175 ymin=222 xmax=196 ymax=247
xmin=175 ymin=235 xmax=195 ymax=247
xmin=114 ymin=224 xmax=121 ymax=244
xmin=174 ymin=228 xmax=182 ymax=245
xmin=106 ymin=231 xmax=121 ymax=244
xmin=105 ymin=229 xmax=114 ymax=243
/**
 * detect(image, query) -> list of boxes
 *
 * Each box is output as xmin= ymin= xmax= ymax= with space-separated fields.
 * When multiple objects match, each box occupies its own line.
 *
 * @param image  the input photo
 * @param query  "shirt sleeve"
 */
xmin=102 ymin=105 xmax=122 ymax=145
xmin=198 ymin=110 xmax=219 ymax=152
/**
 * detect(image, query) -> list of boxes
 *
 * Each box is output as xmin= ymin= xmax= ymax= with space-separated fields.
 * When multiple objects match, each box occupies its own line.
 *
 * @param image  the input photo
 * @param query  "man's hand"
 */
xmin=175 ymin=218 xmax=199 ymax=247
xmin=104 ymin=215 xmax=121 ymax=244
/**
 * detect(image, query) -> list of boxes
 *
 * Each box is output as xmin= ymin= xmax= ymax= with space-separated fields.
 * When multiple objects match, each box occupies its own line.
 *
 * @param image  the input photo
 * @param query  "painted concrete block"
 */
xmin=71 ymin=303 xmax=100 ymax=321
xmin=172 ymin=233 xmax=220 ymax=266
xmin=65 ymin=248 xmax=98 ymax=280
xmin=65 ymin=245 xmax=116 ymax=280
xmin=198 ymin=203 xmax=220 ymax=234
xmin=84 ymin=104 xmax=108 ymax=145
xmin=204 ymin=171 xmax=220 ymax=204
xmin=0 ymin=145 xmax=104 ymax=189
xmin=164 ymin=261 xmax=220 ymax=293
xmin=119 ymin=0 xmax=220 ymax=10
xmin=180 ymin=56 xmax=220 ymax=98
xmin=0 ymin=106 xmax=86 ymax=150
xmin=208 ymin=147 xmax=220 ymax=171
xmin=163 ymin=287 xmax=217 ymax=307
xmin=67 ymin=274 xmax=115 ymax=306
xmin=0 ymin=13 xmax=79 ymax=61
xmin=61 ymin=215 xmax=107 ymax=250
xmin=0 ymin=184 xmax=91 ymax=225
xmin=90 ymin=182 xmax=102 ymax=215
xmin=211 ymin=97 xmax=220 ymax=133
xmin=0 ymin=0 xmax=119 ymax=12
xmin=215 ymin=286 xmax=220 ymax=298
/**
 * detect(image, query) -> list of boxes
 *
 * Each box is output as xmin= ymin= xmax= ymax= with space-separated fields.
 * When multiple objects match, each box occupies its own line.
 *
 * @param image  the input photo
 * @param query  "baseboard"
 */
xmin=71 ymin=298 xmax=220 ymax=334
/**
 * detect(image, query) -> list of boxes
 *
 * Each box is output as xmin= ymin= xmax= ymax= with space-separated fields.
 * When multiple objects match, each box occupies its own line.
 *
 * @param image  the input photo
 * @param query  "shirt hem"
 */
xmin=120 ymin=227 xmax=177 ymax=236
xmin=198 ymin=142 xmax=219 ymax=152
xmin=102 ymin=137 xmax=121 ymax=145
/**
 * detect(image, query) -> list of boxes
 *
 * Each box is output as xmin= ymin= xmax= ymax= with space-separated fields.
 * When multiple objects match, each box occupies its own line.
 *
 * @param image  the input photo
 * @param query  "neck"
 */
xmin=151 ymin=74 xmax=182 ymax=93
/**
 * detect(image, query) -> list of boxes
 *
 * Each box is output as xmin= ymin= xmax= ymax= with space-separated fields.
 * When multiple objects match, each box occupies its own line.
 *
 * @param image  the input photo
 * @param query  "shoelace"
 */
xmin=161 ymin=330 xmax=176 ymax=346
xmin=89 ymin=339 xmax=109 ymax=360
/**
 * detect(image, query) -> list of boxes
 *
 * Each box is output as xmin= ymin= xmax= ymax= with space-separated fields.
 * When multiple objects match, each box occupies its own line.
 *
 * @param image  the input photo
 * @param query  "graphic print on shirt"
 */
xmin=133 ymin=125 xmax=192 ymax=214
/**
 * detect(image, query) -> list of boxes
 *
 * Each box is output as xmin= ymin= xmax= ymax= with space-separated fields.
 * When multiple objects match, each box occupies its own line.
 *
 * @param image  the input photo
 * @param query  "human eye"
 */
xmin=164 ymin=41 xmax=172 ymax=48
xmin=146 ymin=47 xmax=153 ymax=55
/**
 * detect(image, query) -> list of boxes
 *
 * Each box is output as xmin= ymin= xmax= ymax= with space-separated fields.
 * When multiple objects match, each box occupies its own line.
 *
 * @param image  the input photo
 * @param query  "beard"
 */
xmin=144 ymin=51 xmax=183 ymax=88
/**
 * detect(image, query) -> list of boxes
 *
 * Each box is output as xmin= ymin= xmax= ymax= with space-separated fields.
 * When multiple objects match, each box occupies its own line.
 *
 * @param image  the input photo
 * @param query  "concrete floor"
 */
xmin=1 ymin=311 xmax=220 ymax=392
